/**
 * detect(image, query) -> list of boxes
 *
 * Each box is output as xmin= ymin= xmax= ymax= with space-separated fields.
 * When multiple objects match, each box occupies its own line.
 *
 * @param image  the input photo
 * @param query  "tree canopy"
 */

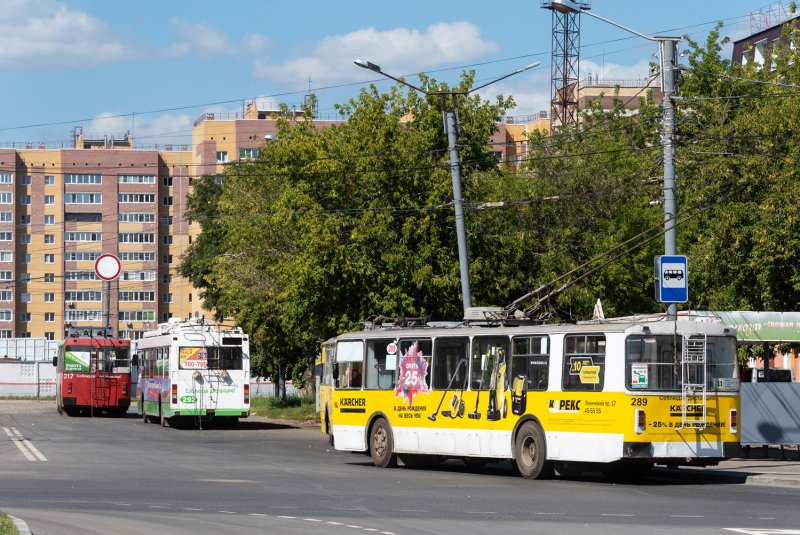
xmin=181 ymin=20 xmax=800 ymax=381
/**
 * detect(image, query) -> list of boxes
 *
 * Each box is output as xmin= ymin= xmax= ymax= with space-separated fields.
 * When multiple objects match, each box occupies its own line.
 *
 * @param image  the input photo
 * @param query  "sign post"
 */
xmin=655 ymin=255 xmax=688 ymax=304
xmin=95 ymin=254 xmax=121 ymax=337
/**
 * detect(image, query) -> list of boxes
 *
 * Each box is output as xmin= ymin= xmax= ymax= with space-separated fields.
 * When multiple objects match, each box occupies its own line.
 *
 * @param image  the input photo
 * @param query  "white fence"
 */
xmin=0 ymin=338 xmax=58 ymax=362
xmin=0 ymin=361 xmax=56 ymax=397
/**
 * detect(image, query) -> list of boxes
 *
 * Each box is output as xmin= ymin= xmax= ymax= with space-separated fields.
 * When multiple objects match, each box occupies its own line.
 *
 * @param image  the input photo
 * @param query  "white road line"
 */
xmin=347 ymin=525 xmax=363 ymax=529
xmin=21 ymin=439 xmax=47 ymax=461
xmin=1 ymin=427 xmax=13 ymax=438
xmin=670 ymin=515 xmax=704 ymax=518
xmin=379 ymin=532 xmax=396 ymax=535
xmin=601 ymin=513 xmax=635 ymax=517
xmin=328 ymin=522 xmax=344 ymax=526
xmin=533 ymin=512 xmax=564 ymax=516
xmin=278 ymin=515 xmax=296 ymax=519
xmin=725 ymin=530 xmax=800 ymax=535
xmin=363 ymin=529 xmax=380 ymax=532
xmin=183 ymin=508 xmax=203 ymax=511
xmin=148 ymin=506 xmax=169 ymax=509
xmin=249 ymin=513 xmax=268 ymax=517
xmin=10 ymin=438 xmax=35 ymax=461
xmin=304 ymin=518 xmax=322 ymax=522
xmin=218 ymin=511 xmax=237 ymax=514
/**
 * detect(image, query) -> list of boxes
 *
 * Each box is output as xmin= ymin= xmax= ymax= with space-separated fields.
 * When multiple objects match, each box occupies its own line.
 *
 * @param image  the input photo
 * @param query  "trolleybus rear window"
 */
xmin=178 ymin=346 xmax=243 ymax=370
xmin=625 ymin=335 xmax=738 ymax=391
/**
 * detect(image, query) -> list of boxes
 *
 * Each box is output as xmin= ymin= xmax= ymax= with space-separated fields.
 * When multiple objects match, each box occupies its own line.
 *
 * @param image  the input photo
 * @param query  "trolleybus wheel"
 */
xmin=369 ymin=417 xmax=397 ymax=468
xmin=325 ymin=413 xmax=334 ymax=446
xmin=514 ymin=421 xmax=554 ymax=479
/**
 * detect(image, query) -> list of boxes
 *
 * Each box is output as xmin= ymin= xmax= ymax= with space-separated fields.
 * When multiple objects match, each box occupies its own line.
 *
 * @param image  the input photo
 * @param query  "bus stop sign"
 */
xmin=655 ymin=255 xmax=687 ymax=303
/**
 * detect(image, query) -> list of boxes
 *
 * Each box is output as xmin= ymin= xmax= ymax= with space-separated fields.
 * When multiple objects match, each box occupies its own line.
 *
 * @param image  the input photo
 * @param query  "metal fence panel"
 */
xmin=0 ymin=362 xmax=56 ymax=397
xmin=741 ymin=383 xmax=800 ymax=445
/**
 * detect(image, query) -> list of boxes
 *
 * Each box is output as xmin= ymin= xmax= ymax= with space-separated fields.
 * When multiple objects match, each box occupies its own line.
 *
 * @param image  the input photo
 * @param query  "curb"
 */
xmin=9 ymin=515 xmax=32 ymax=535
xmin=653 ymin=467 xmax=800 ymax=488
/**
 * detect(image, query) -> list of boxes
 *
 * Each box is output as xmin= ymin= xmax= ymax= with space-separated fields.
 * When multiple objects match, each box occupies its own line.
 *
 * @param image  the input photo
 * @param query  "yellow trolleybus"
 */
xmin=321 ymin=314 xmax=740 ymax=479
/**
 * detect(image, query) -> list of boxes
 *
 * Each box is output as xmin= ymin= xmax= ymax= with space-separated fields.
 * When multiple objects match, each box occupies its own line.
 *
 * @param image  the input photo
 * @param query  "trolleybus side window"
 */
xmin=336 ymin=340 xmax=364 ymax=389
xmin=398 ymin=338 xmax=431 ymax=388
xmin=471 ymin=337 xmax=509 ymax=390
xmin=365 ymin=339 xmax=396 ymax=390
xmin=511 ymin=335 xmax=549 ymax=391
xmin=562 ymin=334 xmax=605 ymax=391
xmin=432 ymin=337 xmax=468 ymax=390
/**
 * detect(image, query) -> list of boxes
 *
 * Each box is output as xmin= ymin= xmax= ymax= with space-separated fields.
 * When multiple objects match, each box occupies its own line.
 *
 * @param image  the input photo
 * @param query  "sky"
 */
xmin=0 ymin=0 xmax=781 ymax=148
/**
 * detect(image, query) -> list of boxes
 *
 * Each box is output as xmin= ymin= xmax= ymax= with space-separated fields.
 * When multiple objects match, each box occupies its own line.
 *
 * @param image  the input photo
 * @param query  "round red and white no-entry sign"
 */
xmin=95 ymin=254 xmax=121 ymax=281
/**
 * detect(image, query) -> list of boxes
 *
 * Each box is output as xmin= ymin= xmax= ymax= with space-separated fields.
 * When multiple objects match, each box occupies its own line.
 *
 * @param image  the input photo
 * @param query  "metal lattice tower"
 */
xmin=542 ymin=1 xmax=591 ymax=129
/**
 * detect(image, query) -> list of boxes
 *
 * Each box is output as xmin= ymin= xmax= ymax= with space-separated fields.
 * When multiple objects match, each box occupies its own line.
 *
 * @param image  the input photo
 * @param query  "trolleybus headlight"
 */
xmin=635 ymin=409 xmax=646 ymax=434
xmin=730 ymin=409 xmax=738 ymax=433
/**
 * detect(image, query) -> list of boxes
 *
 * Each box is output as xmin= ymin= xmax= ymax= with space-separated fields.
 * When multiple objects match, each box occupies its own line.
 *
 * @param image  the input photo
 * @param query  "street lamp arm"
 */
xmin=354 ymin=59 xmax=429 ymax=94
xmin=468 ymin=61 xmax=541 ymax=94
xmin=581 ymin=10 xmax=678 ymax=43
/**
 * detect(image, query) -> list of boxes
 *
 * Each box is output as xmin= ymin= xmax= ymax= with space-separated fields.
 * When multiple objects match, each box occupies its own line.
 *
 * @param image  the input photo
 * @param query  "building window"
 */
xmin=0 ymin=192 xmax=12 ymax=204
xmin=119 ymin=252 xmax=155 ymax=262
xmin=44 ymin=312 xmax=55 ymax=322
xmin=239 ymin=148 xmax=259 ymax=160
xmin=20 ymin=176 xmax=31 ymax=185
xmin=0 ymin=233 xmax=10 ymax=241
xmin=45 ymin=332 xmax=55 ymax=341
xmin=44 ymin=273 xmax=55 ymax=283
xmin=21 ymin=253 xmax=32 ymax=263
xmin=121 ymin=271 xmax=156 ymax=281
xmin=0 ymin=251 xmax=12 ymax=262
xmin=19 ymin=195 xmax=31 ymax=205
xmin=163 ymin=176 xmax=173 ymax=187
xmin=0 ymin=330 xmax=11 ymax=338
xmin=119 ymin=212 xmax=155 ymax=223
xmin=44 ymin=293 xmax=55 ymax=303
xmin=20 ymin=215 xmax=30 ymax=225
xmin=163 ymin=236 xmax=173 ymax=245
xmin=20 ymin=312 xmax=31 ymax=322
xmin=160 ymin=216 xmax=173 ymax=226
xmin=65 ymin=173 xmax=102 ymax=184
xmin=0 ymin=173 xmax=12 ymax=184
xmin=0 ymin=310 xmax=11 ymax=321
xmin=163 ymin=293 xmax=173 ymax=304
xmin=44 ymin=195 xmax=55 ymax=205
xmin=18 ymin=234 xmax=31 ymax=245
xmin=119 ymin=291 xmax=155 ymax=302
xmin=19 ymin=273 xmax=31 ymax=284
xmin=163 ymin=254 xmax=173 ymax=264
xmin=44 ymin=175 xmax=55 ymax=185
xmin=118 ymin=193 xmax=155 ymax=203
xmin=0 ymin=291 xmax=12 ymax=301
xmin=119 ymin=233 xmax=154 ymax=244
xmin=163 ymin=196 xmax=173 ymax=206
xmin=188 ymin=293 xmax=192 ymax=303
xmin=21 ymin=332 xmax=31 ymax=339
xmin=44 ymin=215 xmax=54 ymax=225
xmin=44 ymin=235 xmax=54 ymax=244
xmin=118 ymin=175 xmax=155 ymax=184
xmin=65 ymin=232 xmax=102 ymax=242
xmin=44 ymin=254 xmax=55 ymax=264
xmin=65 ymin=192 xmax=102 ymax=204
xmin=0 ymin=271 xmax=10 ymax=280
xmin=65 ymin=291 xmax=102 ymax=302
xmin=20 ymin=293 xmax=31 ymax=303
xmin=216 ymin=151 xmax=228 ymax=163
xmin=162 ymin=274 xmax=172 ymax=284
xmin=66 ymin=310 xmax=102 ymax=322
xmin=65 ymin=271 xmax=98 ymax=281
xmin=65 ymin=251 xmax=100 ymax=261
xmin=0 ymin=214 xmax=11 ymax=223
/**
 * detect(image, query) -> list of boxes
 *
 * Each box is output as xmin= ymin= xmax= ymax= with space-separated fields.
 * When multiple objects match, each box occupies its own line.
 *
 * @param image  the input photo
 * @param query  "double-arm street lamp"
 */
xmin=354 ymin=59 xmax=540 ymax=315
xmin=542 ymin=0 xmax=680 ymax=319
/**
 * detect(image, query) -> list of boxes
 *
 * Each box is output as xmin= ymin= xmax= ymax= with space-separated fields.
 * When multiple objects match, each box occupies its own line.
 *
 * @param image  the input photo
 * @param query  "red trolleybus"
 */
xmin=52 ymin=327 xmax=133 ymax=417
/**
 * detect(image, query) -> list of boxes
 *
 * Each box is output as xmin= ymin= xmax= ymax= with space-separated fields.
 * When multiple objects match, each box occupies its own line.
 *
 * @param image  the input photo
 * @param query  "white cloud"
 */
xmin=253 ymin=21 xmax=499 ymax=87
xmin=477 ymin=67 xmax=551 ymax=117
xmin=84 ymin=112 xmax=196 ymax=148
xmin=242 ymin=32 xmax=271 ymax=54
xmin=0 ymin=0 xmax=130 ymax=69
xmin=166 ymin=18 xmax=234 ymax=60
xmin=580 ymin=59 xmax=654 ymax=83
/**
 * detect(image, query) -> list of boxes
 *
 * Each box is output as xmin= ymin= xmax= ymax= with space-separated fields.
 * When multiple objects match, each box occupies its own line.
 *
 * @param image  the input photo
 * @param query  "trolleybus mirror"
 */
xmin=332 ymin=362 xmax=339 ymax=381
xmin=131 ymin=354 xmax=138 ymax=367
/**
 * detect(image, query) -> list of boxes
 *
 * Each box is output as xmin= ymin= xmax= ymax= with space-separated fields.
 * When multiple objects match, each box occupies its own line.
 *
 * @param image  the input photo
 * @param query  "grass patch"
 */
xmin=251 ymin=395 xmax=319 ymax=422
xmin=0 ymin=512 xmax=19 ymax=535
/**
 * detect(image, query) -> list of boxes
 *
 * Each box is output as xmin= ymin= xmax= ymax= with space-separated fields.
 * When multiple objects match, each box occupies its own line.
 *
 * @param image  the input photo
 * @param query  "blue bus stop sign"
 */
xmin=655 ymin=255 xmax=688 ymax=303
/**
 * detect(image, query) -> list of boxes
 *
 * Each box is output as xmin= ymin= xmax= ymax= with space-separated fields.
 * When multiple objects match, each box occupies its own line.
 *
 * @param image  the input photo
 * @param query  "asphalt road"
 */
xmin=2 ymin=401 xmax=799 ymax=535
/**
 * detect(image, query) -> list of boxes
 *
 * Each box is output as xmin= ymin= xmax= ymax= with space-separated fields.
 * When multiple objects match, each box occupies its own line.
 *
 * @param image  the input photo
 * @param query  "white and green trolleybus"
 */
xmin=135 ymin=318 xmax=251 ymax=428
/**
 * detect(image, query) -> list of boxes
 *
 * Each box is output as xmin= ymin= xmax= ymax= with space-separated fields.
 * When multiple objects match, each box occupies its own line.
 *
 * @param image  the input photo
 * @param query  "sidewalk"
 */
xmin=655 ymin=445 xmax=800 ymax=488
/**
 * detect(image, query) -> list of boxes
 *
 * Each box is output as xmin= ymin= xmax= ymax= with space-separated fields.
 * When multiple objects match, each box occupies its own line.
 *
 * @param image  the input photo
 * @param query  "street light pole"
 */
xmin=542 ymin=0 xmax=680 ymax=319
xmin=354 ymin=59 xmax=540 ymax=314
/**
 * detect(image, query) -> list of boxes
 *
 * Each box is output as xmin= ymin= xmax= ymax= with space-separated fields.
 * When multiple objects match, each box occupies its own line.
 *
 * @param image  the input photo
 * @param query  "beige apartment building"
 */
xmin=0 ymin=99 xmax=539 ymax=341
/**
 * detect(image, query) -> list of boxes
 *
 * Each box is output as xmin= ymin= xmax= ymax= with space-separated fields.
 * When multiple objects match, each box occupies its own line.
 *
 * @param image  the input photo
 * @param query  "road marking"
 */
xmin=183 ymin=508 xmax=203 ymax=511
xmin=601 ymin=513 xmax=635 ymax=517
xmin=304 ymin=518 xmax=322 ymax=522
xmin=2 ymin=427 xmax=47 ymax=461
xmin=347 ymin=525 xmax=363 ymax=529
xmin=533 ymin=513 xmax=564 ymax=516
xmin=148 ymin=506 xmax=169 ymax=509
xmin=363 ymin=529 xmax=380 ymax=532
xmin=725 ymin=530 xmax=800 ymax=535
xmin=249 ymin=513 xmax=268 ymax=517
xmin=278 ymin=515 xmax=296 ymax=519
xmin=379 ymin=532 xmax=396 ymax=535
xmin=218 ymin=511 xmax=237 ymax=514
xmin=670 ymin=515 xmax=704 ymax=518
xmin=328 ymin=522 xmax=344 ymax=526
